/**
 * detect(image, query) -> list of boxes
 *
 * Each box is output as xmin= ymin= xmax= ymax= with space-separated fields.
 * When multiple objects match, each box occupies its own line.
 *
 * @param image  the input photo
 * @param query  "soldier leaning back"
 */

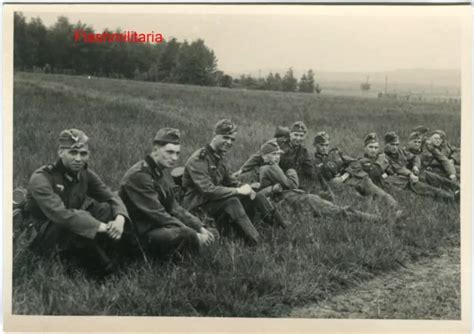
xmin=23 ymin=129 xmax=130 ymax=277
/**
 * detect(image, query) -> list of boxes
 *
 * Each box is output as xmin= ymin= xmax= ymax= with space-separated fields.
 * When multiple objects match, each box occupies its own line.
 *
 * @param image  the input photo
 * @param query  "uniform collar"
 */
xmin=205 ymin=144 xmax=223 ymax=160
xmin=384 ymin=147 xmax=398 ymax=158
xmin=145 ymin=155 xmax=165 ymax=178
xmin=54 ymin=158 xmax=82 ymax=182
xmin=314 ymin=152 xmax=328 ymax=158
xmin=363 ymin=153 xmax=377 ymax=160
xmin=405 ymin=146 xmax=421 ymax=154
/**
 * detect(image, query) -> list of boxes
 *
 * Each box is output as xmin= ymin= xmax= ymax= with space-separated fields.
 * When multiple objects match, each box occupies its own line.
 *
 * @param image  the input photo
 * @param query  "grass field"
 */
xmin=12 ymin=72 xmax=461 ymax=317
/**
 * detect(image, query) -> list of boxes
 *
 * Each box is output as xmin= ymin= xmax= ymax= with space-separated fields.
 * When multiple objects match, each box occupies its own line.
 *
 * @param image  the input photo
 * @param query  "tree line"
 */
xmin=14 ymin=12 xmax=321 ymax=93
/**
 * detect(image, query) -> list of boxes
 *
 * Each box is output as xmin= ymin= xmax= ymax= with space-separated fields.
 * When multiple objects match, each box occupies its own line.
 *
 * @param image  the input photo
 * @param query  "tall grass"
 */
xmin=12 ymin=72 xmax=460 ymax=317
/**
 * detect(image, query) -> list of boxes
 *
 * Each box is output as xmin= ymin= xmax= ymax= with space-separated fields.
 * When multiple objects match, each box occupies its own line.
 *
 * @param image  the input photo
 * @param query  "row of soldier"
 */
xmin=17 ymin=120 xmax=460 ymax=277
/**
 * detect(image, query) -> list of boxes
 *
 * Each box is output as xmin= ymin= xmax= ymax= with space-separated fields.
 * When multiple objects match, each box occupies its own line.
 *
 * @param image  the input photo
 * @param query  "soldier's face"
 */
xmin=315 ymin=142 xmax=329 ymax=155
xmin=408 ymin=138 xmax=422 ymax=150
xmin=290 ymin=132 xmax=306 ymax=146
xmin=59 ymin=148 xmax=89 ymax=172
xmin=211 ymin=134 xmax=236 ymax=154
xmin=262 ymin=151 xmax=281 ymax=165
xmin=154 ymin=143 xmax=180 ymax=168
xmin=385 ymin=140 xmax=400 ymax=154
xmin=430 ymin=134 xmax=443 ymax=147
xmin=364 ymin=142 xmax=379 ymax=158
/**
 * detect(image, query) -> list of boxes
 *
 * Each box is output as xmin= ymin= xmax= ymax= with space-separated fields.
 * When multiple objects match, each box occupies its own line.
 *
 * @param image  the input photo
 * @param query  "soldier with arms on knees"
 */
xmin=23 ymin=129 xmax=130 ymax=277
xmin=119 ymin=128 xmax=215 ymax=259
xmin=182 ymin=119 xmax=283 ymax=244
xmin=312 ymin=131 xmax=399 ymax=210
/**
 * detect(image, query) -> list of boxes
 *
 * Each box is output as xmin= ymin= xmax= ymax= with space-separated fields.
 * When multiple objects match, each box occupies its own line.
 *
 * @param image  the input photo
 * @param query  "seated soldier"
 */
xmin=420 ymin=130 xmax=458 ymax=182
xmin=119 ymin=128 xmax=215 ymax=259
xmin=381 ymin=131 xmax=456 ymax=201
xmin=358 ymin=132 xmax=391 ymax=190
xmin=403 ymin=132 xmax=459 ymax=194
xmin=277 ymin=121 xmax=314 ymax=191
xmin=411 ymin=125 xmax=430 ymax=146
xmin=182 ymin=119 xmax=285 ymax=245
xmin=239 ymin=139 xmax=382 ymax=223
xmin=436 ymin=130 xmax=460 ymax=176
xmin=312 ymin=131 xmax=398 ymax=209
xmin=23 ymin=129 xmax=130 ymax=277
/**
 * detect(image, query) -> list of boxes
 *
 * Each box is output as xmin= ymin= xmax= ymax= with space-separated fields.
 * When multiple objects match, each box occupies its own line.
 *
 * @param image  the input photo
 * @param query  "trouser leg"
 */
xmin=241 ymin=192 xmax=279 ymax=225
xmin=304 ymin=193 xmax=380 ymax=222
xmin=359 ymin=177 xmax=398 ymax=208
xmin=203 ymin=197 xmax=260 ymax=244
xmin=29 ymin=199 xmax=120 ymax=276
xmin=420 ymin=170 xmax=459 ymax=192
xmin=145 ymin=225 xmax=200 ymax=259
xmin=409 ymin=180 xmax=454 ymax=200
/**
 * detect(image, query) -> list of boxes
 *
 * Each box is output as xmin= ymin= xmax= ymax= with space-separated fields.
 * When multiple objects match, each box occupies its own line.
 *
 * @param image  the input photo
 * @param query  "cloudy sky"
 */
xmin=22 ymin=5 xmax=466 ymax=74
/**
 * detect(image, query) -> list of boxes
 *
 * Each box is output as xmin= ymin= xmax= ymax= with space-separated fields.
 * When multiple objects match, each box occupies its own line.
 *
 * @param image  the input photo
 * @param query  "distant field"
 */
xmin=12 ymin=72 xmax=461 ymax=317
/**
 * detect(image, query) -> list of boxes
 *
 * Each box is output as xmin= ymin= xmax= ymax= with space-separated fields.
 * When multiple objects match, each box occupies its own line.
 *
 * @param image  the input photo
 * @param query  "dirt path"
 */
xmin=290 ymin=247 xmax=460 ymax=319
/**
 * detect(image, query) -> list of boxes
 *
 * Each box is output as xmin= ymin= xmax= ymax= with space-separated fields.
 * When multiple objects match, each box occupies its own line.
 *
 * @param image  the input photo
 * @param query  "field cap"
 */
xmin=364 ymin=132 xmax=378 ymax=146
xmin=411 ymin=125 xmax=429 ymax=135
xmin=430 ymin=129 xmax=446 ymax=139
xmin=290 ymin=121 xmax=307 ymax=134
xmin=59 ymin=129 xmax=89 ymax=150
xmin=384 ymin=131 xmax=399 ymax=144
xmin=154 ymin=128 xmax=181 ymax=145
xmin=313 ymin=131 xmax=330 ymax=145
xmin=214 ymin=119 xmax=237 ymax=135
xmin=408 ymin=132 xmax=422 ymax=141
xmin=274 ymin=126 xmax=290 ymax=139
xmin=259 ymin=139 xmax=284 ymax=155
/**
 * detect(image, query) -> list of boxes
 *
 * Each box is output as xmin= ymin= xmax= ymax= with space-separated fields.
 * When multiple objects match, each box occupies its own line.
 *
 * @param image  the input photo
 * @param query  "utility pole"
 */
xmin=384 ymin=75 xmax=388 ymax=95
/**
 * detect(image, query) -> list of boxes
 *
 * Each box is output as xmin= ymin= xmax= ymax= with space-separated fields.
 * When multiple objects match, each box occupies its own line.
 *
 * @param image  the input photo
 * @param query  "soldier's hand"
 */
xmin=200 ymin=227 xmax=215 ymax=243
xmin=237 ymin=184 xmax=253 ymax=196
xmin=106 ymin=215 xmax=125 ymax=240
xmin=382 ymin=173 xmax=388 ymax=179
xmin=412 ymin=166 xmax=420 ymax=175
xmin=197 ymin=230 xmax=213 ymax=247
xmin=449 ymin=174 xmax=457 ymax=182
xmin=249 ymin=189 xmax=257 ymax=200
xmin=332 ymin=176 xmax=344 ymax=184
xmin=409 ymin=173 xmax=419 ymax=183
xmin=272 ymin=183 xmax=283 ymax=194
xmin=250 ymin=182 xmax=261 ymax=190
xmin=97 ymin=222 xmax=108 ymax=233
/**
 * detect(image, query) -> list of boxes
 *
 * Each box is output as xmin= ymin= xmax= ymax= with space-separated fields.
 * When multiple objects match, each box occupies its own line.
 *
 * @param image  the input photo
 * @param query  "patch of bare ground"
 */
xmin=290 ymin=247 xmax=460 ymax=319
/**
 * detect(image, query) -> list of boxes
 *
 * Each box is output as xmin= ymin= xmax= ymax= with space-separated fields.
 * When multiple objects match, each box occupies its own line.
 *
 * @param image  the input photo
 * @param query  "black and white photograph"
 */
xmin=4 ymin=3 xmax=472 ymax=332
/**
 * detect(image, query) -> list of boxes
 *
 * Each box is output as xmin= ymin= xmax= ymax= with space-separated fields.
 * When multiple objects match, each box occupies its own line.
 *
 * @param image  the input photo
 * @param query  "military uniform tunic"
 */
xmin=420 ymin=142 xmax=457 ymax=178
xmin=314 ymin=148 xmax=397 ymax=207
xmin=182 ymin=145 xmax=265 ymax=244
xmin=24 ymin=159 xmax=130 ymax=274
xmin=25 ymin=159 xmax=128 ymax=241
xmin=277 ymin=140 xmax=314 ymax=190
xmin=384 ymin=148 xmax=455 ymax=200
xmin=120 ymin=155 xmax=202 ymax=256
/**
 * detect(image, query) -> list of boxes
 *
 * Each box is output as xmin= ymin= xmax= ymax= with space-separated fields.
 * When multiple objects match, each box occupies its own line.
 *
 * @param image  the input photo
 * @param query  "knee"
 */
xmin=222 ymin=197 xmax=247 ymax=219
xmin=146 ymin=226 xmax=198 ymax=249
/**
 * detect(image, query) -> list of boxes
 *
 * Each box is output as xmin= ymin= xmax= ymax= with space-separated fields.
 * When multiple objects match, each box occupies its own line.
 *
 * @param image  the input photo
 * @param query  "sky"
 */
xmin=21 ymin=5 xmax=465 ymax=74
